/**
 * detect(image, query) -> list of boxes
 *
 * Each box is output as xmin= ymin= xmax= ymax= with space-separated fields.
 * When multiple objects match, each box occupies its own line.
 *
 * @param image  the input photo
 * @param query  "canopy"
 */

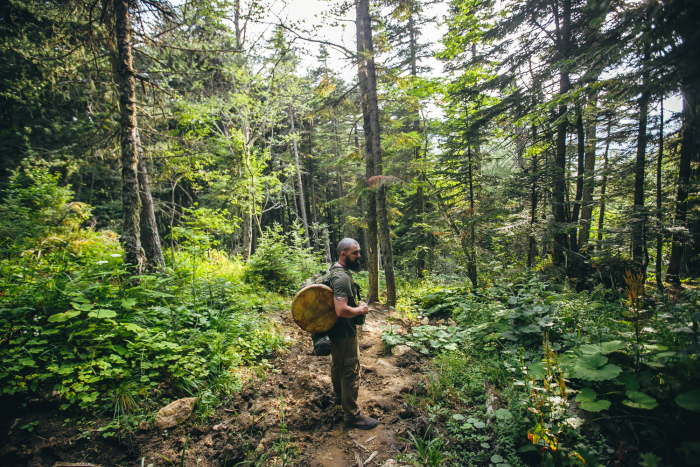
xmin=291 ymin=284 xmax=338 ymax=333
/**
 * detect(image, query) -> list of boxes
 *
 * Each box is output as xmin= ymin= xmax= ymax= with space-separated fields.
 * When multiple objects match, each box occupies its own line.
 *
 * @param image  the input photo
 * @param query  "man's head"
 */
xmin=338 ymin=238 xmax=361 ymax=272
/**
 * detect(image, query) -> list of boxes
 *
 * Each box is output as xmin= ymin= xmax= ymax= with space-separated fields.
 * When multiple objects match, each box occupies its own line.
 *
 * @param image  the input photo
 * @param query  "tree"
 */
xmin=113 ymin=0 xmax=145 ymax=272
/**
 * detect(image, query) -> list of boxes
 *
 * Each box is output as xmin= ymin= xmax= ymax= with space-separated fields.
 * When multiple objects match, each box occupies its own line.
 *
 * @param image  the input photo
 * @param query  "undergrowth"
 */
xmin=385 ymin=268 xmax=700 ymax=467
xmin=0 ymin=169 xmax=295 ymax=438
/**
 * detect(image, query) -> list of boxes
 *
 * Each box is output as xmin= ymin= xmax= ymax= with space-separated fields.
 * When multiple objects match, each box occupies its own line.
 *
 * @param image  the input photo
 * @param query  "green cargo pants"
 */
xmin=330 ymin=335 xmax=360 ymax=422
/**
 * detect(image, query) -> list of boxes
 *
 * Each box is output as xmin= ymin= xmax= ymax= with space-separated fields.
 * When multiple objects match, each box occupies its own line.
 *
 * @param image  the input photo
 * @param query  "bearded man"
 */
xmin=324 ymin=238 xmax=377 ymax=430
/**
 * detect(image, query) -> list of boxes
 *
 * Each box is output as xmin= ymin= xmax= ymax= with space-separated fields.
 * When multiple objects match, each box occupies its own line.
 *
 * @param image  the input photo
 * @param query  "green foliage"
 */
xmin=0 ymin=165 xmax=91 ymax=252
xmin=399 ymin=428 xmax=444 ymax=467
xmin=387 ymin=269 xmax=700 ymax=466
xmin=0 ymin=174 xmax=287 ymax=413
xmin=244 ymin=223 xmax=322 ymax=294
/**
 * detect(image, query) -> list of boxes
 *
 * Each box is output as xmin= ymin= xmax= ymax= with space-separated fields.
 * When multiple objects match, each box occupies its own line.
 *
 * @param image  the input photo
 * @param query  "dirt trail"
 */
xmin=265 ymin=304 xmax=427 ymax=466
xmin=0 ymin=305 xmax=428 ymax=467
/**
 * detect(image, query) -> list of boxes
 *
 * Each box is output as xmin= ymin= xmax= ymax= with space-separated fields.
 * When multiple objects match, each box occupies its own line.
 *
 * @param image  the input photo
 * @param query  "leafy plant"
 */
xmin=400 ymin=427 xmax=444 ymax=467
xmin=244 ymin=223 xmax=321 ymax=294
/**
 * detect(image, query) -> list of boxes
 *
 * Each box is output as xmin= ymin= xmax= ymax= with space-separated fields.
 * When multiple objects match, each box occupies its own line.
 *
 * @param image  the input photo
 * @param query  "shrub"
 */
xmin=244 ymin=223 xmax=322 ymax=294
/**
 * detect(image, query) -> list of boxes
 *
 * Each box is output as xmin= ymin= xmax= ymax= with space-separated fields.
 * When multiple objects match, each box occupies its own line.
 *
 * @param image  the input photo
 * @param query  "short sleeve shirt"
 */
xmin=326 ymin=264 xmax=363 ymax=339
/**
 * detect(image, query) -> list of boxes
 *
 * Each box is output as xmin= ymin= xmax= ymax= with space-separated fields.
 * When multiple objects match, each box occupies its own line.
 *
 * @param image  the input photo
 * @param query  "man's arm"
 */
xmin=334 ymin=296 xmax=369 ymax=318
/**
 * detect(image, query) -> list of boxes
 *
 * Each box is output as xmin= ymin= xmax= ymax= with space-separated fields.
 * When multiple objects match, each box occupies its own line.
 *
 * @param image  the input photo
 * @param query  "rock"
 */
xmin=374 ymin=358 xmax=399 ymax=377
xmin=436 ymin=319 xmax=444 ymax=326
xmin=420 ymin=317 xmax=429 ymax=325
xmin=448 ymin=318 xmax=457 ymax=327
xmin=138 ymin=421 xmax=149 ymax=431
xmin=391 ymin=345 xmax=411 ymax=357
xmin=156 ymin=397 xmax=198 ymax=430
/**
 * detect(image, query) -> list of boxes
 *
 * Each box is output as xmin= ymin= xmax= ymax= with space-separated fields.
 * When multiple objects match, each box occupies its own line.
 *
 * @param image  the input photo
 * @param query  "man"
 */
xmin=327 ymin=238 xmax=378 ymax=430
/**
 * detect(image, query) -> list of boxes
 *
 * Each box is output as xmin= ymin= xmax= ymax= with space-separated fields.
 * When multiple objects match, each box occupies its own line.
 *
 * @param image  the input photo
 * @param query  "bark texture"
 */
xmin=552 ymin=0 xmax=571 ymax=266
xmin=656 ymin=100 xmax=664 ymax=288
xmin=115 ymin=0 xmax=145 ymax=273
xmin=289 ymin=105 xmax=310 ymax=248
xmin=571 ymin=104 xmax=585 ymax=254
xmin=578 ymin=99 xmax=597 ymax=251
xmin=632 ymin=79 xmax=650 ymax=269
xmin=356 ymin=0 xmax=380 ymax=303
xmin=135 ymin=129 xmax=165 ymax=270
xmin=357 ymin=0 xmax=397 ymax=306
xmin=666 ymin=86 xmax=697 ymax=283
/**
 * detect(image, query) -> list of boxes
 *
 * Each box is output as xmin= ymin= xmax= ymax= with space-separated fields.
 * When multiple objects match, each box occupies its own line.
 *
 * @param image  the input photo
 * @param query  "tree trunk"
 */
xmin=467 ymin=147 xmax=477 ymax=287
xmin=359 ymin=191 xmax=369 ymax=271
xmin=309 ymin=156 xmax=320 ymax=252
xmin=242 ymin=211 xmax=252 ymax=261
xmin=655 ymin=99 xmax=664 ymax=289
xmin=632 ymin=71 xmax=650 ymax=270
xmin=597 ymin=119 xmax=611 ymax=252
xmin=357 ymin=0 xmax=396 ymax=306
xmin=114 ymin=0 xmax=145 ymax=273
xmin=136 ymin=129 xmax=165 ymax=270
xmin=578 ymin=98 xmax=597 ymax=251
xmin=528 ymin=126 xmax=538 ymax=268
xmin=356 ymin=0 xmax=379 ymax=304
xmin=289 ymin=105 xmax=310 ymax=248
xmin=571 ymin=104 xmax=585 ymax=253
xmin=552 ymin=0 xmax=571 ymax=266
xmin=666 ymin=86 xmax=697 ymax=284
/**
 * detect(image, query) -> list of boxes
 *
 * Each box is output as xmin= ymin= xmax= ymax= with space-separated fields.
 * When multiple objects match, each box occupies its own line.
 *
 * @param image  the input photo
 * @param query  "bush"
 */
xmin=244 ymin=223 xmax=322 ymax=294
xmin=0 ymin=172 xmax=287 ymax=413
xmin=0 ymin=165 xmax=90 ymax=253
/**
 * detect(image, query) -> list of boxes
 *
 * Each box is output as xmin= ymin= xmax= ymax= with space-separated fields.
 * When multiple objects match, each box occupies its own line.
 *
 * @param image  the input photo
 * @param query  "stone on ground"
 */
xmin=391 ymin=345 xmax=411 ymax=356
xmin=156 ymin=397 xmax=198 ymax=429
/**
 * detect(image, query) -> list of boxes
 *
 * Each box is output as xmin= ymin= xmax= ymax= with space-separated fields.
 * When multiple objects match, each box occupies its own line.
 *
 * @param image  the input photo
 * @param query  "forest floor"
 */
xmin=1 ymin=304 xmax=429 ymax=467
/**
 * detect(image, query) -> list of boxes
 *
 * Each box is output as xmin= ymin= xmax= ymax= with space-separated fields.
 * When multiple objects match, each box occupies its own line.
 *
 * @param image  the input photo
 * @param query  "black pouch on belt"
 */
xmin=313 ymin=333 xmax=332 ymax=356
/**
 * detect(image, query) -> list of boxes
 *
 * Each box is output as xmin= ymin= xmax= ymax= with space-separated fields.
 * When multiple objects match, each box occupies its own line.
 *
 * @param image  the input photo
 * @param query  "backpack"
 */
xmin=299 ymin=264 xmax=362 ymax=356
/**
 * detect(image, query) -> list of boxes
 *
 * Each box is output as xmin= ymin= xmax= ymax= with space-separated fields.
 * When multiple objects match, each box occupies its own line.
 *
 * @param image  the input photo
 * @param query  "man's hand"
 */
xmin=357 ymin=302 xmax=369 ymax=315
xmin=334 ymin=297 xmax=369 ymax=318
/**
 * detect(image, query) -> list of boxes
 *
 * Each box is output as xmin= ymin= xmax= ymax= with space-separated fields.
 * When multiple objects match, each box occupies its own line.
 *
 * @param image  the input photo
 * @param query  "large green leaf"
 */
xmin=572 ymin=353 xmax=622 ymax=381
xmin=536 ymin=316 xmax=555 ymax=327
xmin=675 ymin=389 xmax=700 ymax=413
xmin=578 ymin=340 xmax=626 ymax=356
xmin=47 ymin=310 xmax=81 ymax=323
xmin=575 ymin=387 xmax=610 ymax=412
xmin=579 ymin=399 xmax=611 ymax=412
xmin=614 ymin=371 xmax=640 ymax=391
xmin=71 ymin=302 xmax=94 ymax=311
xmin=622 ymin=391 xmax=658 ymax=410
xmin=528 ymin=362 xmax=546 ymax=380
xmin=575 ymin=387 xmax=597 ymax=403
xmin=88 ymin=309 xmax=117 ymax=319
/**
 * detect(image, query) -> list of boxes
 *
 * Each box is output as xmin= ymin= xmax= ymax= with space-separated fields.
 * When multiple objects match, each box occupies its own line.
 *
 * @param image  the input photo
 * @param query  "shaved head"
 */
xmin=338 ymin=238 xmax=361 ymax=271
xmin=338 ymin=238 xmax=360 ymax=254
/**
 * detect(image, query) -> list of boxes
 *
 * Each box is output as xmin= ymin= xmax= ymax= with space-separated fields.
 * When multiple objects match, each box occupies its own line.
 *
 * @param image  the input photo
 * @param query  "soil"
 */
xmin=0 ymin=304 xmax=428 ymax=467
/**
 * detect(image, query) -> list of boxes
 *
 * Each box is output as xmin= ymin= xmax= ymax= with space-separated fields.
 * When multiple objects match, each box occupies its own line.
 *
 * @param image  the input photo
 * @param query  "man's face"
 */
xmin=343 ymin=245 xmax=362 ymax=272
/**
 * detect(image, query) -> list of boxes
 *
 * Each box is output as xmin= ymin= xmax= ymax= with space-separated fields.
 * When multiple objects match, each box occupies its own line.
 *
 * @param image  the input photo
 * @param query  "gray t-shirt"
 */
xmin=327 ymin=264 xmax=364 ymax=339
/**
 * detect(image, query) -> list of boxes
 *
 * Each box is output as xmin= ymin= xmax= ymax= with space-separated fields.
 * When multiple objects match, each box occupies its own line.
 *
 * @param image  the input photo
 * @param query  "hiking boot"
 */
xmin=344 ymin=414 xmax=378 ymax=430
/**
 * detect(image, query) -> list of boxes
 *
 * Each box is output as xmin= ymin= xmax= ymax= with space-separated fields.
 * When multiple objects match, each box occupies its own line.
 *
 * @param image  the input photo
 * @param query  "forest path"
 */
xmin=249 ymin=303 xmax=428 ymax=467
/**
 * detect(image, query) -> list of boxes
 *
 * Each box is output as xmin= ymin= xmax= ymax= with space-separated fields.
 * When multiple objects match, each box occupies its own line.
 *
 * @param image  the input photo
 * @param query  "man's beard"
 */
xmin=346 ymin=256 xmax=361 ymax=272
